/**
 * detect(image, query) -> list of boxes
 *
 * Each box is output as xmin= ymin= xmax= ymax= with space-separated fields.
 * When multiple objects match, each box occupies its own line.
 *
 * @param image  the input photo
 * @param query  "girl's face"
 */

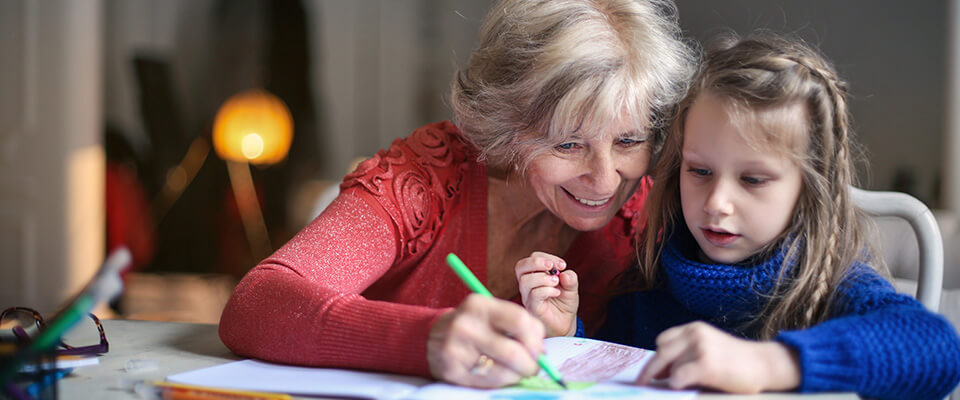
xmin=526 ymin=116 xmax=651 ymax=232
xmin=680 ymin=93 xmax=804 ymax=264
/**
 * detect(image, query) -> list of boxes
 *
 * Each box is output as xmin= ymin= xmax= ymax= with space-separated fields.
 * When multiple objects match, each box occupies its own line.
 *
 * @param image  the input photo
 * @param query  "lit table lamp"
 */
xmin=212 ymin=89 xmax=293 ymax=261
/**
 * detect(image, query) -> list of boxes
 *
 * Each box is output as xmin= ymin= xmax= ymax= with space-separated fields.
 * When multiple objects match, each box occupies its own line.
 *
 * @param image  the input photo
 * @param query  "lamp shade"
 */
xmin=212 ymin=89 xmax=293 ymax=165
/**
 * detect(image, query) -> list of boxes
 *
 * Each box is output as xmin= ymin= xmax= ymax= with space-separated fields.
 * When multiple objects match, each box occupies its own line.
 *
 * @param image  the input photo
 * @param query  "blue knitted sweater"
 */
xmin=595 ymin=229 xmax=960 ymax=399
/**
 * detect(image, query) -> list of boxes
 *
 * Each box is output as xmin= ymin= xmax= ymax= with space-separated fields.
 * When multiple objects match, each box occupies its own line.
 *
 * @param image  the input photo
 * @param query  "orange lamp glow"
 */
xmin=212 ymin=89 xmax=293 ymax=165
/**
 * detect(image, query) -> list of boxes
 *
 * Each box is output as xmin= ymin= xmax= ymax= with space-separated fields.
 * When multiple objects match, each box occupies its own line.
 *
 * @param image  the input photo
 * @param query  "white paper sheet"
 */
xmin=167 ymin=337 xmax=695 ymax=400
xmin=168 ymin=359 xmax=431 ymax=399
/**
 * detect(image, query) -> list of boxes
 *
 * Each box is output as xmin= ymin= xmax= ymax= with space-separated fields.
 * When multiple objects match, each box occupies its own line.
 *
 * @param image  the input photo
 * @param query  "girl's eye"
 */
xmin=742 ymin=176 xmax=767 ymax=185
xmin=687 ymin=167 xmax=710 ymax=177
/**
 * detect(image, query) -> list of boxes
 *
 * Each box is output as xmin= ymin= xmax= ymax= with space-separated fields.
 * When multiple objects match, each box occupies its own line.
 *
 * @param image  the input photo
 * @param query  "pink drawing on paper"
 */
xmin=558 ymin=342 xmax=649 ymax=382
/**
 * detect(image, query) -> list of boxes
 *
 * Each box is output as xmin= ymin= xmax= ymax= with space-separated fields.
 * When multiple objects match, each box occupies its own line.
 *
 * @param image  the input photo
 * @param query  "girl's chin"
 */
xmin=697 ymin=246 xmax=751 ymax=265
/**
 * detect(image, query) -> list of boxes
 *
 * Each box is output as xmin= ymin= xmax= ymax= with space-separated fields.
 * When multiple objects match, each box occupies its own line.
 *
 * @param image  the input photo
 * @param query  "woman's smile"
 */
xmin=563 ymin=188 xmax=613 ymax=209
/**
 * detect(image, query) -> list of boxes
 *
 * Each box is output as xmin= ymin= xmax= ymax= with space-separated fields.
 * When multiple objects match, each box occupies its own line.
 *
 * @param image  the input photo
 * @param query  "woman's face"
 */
xmin=525 ymin=118 xmax=651 ymax=232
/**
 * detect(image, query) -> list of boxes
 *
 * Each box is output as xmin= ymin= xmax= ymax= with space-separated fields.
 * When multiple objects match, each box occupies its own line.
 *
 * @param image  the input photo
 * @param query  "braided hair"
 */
xmin=636 ymin=32 xmax=880 ymax=339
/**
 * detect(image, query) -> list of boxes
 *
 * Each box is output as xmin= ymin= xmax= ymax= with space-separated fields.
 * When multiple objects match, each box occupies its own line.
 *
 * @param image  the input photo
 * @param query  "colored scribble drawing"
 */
xmin=513 ymin=376 xmax=595 ymax=391
xmin=557 ymin=342 xmax=649 ymax=382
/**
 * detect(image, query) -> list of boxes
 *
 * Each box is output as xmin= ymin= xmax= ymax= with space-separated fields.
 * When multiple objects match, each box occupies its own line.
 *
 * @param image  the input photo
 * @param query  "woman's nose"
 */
xmin=584 ymin=152 xmax=620 ymax=194
xmin=703 ymin=181 xmax=734 ymax=216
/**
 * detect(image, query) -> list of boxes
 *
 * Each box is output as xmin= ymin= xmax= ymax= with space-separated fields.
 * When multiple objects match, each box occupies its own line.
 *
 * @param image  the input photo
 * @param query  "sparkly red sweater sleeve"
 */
xmin=219 ymin=122 xmax=477 ymax=377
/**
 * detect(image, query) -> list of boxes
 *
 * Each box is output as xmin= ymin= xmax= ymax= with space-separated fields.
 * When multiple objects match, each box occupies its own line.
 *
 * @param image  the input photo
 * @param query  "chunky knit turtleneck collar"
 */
xmin=661 ymin=228 xmax=791 ymax=330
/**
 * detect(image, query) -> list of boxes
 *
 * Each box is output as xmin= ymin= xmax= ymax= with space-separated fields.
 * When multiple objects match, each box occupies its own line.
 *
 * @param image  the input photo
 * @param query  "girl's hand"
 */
xmin=637 ymin=321 xmax=801 ymax=393
xmin=515 ymin=251 xmax=579 ymax=337
xmin=427 ymin=294 xmax=544 ymax=388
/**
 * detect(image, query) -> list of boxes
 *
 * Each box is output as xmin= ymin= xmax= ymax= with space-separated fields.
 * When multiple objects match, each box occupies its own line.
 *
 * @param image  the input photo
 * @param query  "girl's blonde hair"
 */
xmin=450 ymin=0 xmax=697 ymax=171
xmin=638 ymin=32 xmax=880 ymax=339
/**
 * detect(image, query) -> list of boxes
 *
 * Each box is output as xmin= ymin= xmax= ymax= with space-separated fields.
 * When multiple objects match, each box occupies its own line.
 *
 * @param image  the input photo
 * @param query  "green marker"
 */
xmin=445 ymin=253 xmax=569 ymax=390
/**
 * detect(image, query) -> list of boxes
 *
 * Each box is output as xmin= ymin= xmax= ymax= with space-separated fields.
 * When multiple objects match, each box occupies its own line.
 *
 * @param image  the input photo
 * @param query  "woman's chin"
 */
xmin=562 ymin=215 xmax=614 ymax=232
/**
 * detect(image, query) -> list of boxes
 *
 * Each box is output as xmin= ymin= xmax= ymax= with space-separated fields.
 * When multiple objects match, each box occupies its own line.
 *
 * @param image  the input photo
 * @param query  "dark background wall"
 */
xmin=99 ymin=1 xmax=950 ymax=276
xmin=676 ymin=0 xmax=948 ymax=206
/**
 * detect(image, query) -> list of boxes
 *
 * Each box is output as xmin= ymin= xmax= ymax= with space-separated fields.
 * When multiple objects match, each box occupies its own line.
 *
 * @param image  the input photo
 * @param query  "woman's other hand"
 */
xmin=636 ymin=321 xmax=801 ymax=394
xmin=515 ymin=251 xmax=579 ymax=337
xmin=427 ymin=294 xmax=544 ymax=388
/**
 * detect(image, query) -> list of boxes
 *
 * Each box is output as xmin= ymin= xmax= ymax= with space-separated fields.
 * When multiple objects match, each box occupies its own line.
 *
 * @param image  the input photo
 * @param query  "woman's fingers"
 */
xmin=467 ymin=357 xmax=526 ymax=388
xmin=474 ymin=328 xmax=541 ymax=379
xmin=464 ymin=295 xmax=543 ymax=372
xmin=427 ymin=310 xmax=473 ymax=383
xmin=427 ymin=296 xmax=545 ymax=388
xmin=475 ymin=295 xmax=545 ymax=356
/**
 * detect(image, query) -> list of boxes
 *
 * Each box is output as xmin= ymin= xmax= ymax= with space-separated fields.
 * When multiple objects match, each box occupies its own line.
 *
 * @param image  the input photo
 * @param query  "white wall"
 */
xmin=305 ymin=0 xmax=486 ymax=179
xmin=0 ymin=0 xmax=104 ymax=313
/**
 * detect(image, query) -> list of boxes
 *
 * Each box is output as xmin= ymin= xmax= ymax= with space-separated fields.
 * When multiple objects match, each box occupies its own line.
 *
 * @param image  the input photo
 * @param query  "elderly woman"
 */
xmin=219 ymin=0 xmax=696 ymax=388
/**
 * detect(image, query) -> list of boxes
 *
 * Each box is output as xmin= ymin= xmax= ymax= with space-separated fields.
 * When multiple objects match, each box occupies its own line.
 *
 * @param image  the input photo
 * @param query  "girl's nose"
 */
xmin=703 ymin=181 xmax=734 ymax=216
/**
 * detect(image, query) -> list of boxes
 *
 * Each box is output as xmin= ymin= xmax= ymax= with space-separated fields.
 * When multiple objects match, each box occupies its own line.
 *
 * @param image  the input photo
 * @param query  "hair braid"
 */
xmin=781 ymin=55 xmax=837 ymax=326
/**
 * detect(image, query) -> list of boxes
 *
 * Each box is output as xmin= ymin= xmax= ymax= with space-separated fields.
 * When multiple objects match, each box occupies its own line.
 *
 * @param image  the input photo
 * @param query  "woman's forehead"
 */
xmin=549 ymin=111 xmax=647 ymax=139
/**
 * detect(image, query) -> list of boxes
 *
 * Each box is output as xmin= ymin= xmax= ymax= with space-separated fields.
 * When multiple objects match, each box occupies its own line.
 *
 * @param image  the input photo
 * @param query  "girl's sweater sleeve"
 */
xmin=775 ymin=265 xmax=960 ymax=399
xmin=218 ymin=191 xmax=448 ymax=377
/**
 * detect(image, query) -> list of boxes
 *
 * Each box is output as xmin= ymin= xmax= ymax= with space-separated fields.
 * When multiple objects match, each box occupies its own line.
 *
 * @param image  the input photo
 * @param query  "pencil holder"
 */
xmin=0 ymin=349 xmax=59 ymax=400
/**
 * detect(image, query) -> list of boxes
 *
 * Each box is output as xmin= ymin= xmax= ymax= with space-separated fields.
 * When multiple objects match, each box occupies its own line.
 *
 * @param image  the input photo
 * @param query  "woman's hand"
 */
xmin=427 ymin=294 xmax=545 ymax=388
xmin=515 ymin=251 xmax=579 ymax=337
xmin=637 ymin=321 xmax=801 ymax=394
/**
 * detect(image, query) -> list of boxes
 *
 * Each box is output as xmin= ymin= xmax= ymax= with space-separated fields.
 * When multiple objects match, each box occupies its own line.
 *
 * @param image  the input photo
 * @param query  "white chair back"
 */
xmin=851 ymin=187 xmax=943 ymax=312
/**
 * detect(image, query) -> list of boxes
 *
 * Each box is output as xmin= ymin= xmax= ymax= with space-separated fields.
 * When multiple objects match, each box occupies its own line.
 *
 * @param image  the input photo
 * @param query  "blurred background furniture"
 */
xmin=852 ymin=187 xmax=944 ymax=311
xmin=877 ymin=208 xmax=960 ymax=326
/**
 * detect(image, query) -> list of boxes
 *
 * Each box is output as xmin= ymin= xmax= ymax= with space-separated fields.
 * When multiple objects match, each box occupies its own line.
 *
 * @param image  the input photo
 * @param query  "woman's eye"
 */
xmin=687 ymin=167 xmax=710 ymax=177
xmin=555 ymin=142 xmax=579 ymax=151
xmin=742 ymin=176 xmax=766 ymax=185
xmin=618 ymin=137 xmax=646 ymax=146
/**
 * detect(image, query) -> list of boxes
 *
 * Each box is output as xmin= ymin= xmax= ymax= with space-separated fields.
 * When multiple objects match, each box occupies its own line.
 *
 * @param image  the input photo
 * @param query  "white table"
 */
xmin=53 ymin=320 xmax=857 ymax=399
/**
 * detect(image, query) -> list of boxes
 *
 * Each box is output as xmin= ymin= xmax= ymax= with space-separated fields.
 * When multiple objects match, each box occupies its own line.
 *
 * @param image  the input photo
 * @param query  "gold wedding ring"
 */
xmin=469 ymin=354 xmax=494 ymax=376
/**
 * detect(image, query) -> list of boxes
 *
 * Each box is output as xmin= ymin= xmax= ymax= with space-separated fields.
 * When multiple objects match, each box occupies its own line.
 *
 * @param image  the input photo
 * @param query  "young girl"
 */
xmin=515 ymin=34 xmax=960 ymax=398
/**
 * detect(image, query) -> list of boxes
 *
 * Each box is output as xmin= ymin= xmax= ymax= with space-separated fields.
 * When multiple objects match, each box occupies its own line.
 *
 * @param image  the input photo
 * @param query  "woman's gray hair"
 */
xmin=450 ymin=0 xmax=698 ymax=170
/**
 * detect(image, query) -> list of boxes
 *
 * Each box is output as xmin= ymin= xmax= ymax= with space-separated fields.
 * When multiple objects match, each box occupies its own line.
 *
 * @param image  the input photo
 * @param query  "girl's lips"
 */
xmin=701 ymin=228 xmax=740 ymax=246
